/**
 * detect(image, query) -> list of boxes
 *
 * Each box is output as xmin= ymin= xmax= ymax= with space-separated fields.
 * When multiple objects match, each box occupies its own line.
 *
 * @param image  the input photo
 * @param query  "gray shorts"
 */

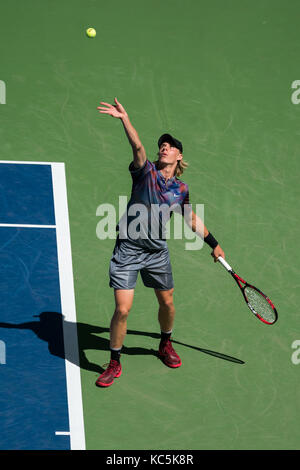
xmin=109 ymin=237 xmax=174 ymax=291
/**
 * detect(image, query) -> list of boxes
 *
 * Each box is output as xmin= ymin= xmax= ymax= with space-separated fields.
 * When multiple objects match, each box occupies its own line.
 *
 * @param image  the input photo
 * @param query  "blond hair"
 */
xmin=174 ymin=158 xmax=188 ymax=177
xmin=154 ymin=154 xmax=188 ymax=178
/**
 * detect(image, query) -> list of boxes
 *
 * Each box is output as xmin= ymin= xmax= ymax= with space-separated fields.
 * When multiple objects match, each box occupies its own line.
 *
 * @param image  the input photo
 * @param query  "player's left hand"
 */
xmin=211 ymin=245 xmax=225 ymax=263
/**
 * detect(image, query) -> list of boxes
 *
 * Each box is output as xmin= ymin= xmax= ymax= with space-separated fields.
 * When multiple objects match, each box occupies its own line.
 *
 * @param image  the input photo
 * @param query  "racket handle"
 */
xmin=218 ymin=256 xmax=233 ymax=272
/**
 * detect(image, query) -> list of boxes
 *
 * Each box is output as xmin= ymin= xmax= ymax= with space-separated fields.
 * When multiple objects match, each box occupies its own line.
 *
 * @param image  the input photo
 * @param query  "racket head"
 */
xmin=242 ymin=283 xmax=278 ymax=325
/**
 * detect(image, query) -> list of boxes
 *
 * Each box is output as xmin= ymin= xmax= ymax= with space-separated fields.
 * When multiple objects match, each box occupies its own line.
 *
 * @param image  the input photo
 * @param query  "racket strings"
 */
xmin=244 ymin=286 xmax=276 ymax=323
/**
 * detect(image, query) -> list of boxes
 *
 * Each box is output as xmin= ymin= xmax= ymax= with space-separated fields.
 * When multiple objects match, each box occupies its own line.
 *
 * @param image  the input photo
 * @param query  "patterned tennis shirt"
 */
xmin=117 ymin=159 xmax=190 ymax=250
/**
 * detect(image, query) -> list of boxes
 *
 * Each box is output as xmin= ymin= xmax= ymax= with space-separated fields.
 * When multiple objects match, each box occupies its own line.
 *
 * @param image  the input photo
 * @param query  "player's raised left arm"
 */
xmin=120 ymin=113 xmax=147 ymax=169
xmin=97 ymin=98 xmax=146 ymax=168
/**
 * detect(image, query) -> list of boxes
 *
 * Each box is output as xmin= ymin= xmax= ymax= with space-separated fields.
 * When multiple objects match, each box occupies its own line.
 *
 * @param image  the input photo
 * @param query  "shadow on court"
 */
xmin=0 ymin=312 xmax=244 ymax=374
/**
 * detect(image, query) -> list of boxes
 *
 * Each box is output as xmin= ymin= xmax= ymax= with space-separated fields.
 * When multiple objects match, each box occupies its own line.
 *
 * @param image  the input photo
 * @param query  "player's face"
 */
xmin=159 ymin=142 xmax=182 ymax=164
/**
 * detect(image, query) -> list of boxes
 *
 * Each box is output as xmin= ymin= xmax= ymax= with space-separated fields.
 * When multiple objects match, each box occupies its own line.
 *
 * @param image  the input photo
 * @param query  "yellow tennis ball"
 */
xmin=86 ymin=27 xmax=96 ymax=38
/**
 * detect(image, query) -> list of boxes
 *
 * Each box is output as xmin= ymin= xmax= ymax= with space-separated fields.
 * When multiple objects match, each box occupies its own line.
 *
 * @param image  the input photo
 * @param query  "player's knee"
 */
xmin=159 ymin=294 xmax=175 ymax=311
xmin=114 ymin=305 xmax=130 ymax=321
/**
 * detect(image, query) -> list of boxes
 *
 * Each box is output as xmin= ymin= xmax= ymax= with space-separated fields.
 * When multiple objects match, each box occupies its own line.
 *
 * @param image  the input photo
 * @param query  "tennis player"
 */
xmin=95 ymin=98 xmax=225 ymax=387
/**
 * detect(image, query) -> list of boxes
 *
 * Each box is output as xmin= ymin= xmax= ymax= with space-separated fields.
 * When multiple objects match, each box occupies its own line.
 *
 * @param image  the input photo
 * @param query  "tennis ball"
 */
xmin=86 ymin=27 xmax=96 ymax=38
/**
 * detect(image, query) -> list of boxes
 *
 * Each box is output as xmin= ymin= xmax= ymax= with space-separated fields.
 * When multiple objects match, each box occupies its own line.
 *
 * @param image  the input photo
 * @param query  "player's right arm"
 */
xmin=97 ymin=98 xmax=146 ymax=168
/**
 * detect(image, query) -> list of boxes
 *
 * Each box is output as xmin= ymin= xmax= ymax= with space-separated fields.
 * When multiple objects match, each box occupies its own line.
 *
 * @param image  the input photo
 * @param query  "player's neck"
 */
xmin=157 ymin=161 xmax=176 ymax=181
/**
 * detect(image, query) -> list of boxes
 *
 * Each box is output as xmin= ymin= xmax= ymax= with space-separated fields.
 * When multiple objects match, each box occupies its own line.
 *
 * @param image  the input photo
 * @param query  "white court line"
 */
xmin=55 ymin=431 xmax=71 ymax=436
xmin=0 ymin=224 xmax=56 ymax=228
xmin=0 ymin=160 xmax=58 ymax=165
xmin=51 ymin=163 xmax=86 ymax=450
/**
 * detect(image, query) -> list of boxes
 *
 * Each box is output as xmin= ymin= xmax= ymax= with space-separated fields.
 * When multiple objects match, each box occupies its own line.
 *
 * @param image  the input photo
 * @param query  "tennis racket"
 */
xmin=218 ymin=256 xmax=278 ymax=325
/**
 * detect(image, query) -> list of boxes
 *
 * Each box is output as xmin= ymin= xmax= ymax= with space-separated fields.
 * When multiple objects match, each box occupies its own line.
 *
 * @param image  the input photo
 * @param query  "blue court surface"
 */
xmin=0 ymin=162 xmax=85 ymax=450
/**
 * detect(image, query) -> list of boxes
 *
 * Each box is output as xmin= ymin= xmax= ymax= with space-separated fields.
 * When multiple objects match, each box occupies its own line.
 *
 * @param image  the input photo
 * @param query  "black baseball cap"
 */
xmin=158 ymin=134 xmax=183 ymax=153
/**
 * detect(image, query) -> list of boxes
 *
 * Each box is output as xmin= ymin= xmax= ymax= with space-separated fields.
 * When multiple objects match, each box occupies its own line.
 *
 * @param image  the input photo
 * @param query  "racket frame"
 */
xmin=218 ymin=257 xmax=278 ymax=325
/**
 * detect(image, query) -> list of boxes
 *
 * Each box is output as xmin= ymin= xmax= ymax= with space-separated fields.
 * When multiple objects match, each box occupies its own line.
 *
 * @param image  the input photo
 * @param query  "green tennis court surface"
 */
xmin=1 ymin=0 xmax=300 ymax=450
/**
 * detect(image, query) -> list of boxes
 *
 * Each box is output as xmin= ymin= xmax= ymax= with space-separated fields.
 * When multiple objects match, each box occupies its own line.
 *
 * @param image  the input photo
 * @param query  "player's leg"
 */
xmin=140 ymin=247 xmax=182 ymax=369
xmin=155 ymin=288 xmax=182 ymax=368
xmin=96 ymin=289 xmax=134 ymax=388
xmin=110 ymin=288 xmax=135 ymax=350
xmin=155 ymin=287 xmax=175 ymax=333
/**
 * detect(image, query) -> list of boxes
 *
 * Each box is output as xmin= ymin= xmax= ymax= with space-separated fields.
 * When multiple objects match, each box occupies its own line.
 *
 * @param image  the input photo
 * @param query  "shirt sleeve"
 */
xmin=181 ymin=188 xmax=192 ymax=219
xmin=129 ymin=159 xmax=153 ymax=181
xmin=182 ymin=190 xmax=190 ymax=207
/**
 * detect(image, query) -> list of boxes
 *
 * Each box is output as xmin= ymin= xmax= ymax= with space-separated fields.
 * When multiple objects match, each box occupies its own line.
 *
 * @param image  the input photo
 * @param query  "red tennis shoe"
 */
xmin=158 ymin=339 xmax=182 ymax=368
xmin=96 ymin=359 xmax=122 ymax=387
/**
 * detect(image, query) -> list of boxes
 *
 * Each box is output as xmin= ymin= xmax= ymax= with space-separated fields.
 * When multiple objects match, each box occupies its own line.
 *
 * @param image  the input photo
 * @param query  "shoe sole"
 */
xmin=95 ymin=369 xmax=122 ymax=387
xmin=158 ymin=353 xmax=182 ymax=368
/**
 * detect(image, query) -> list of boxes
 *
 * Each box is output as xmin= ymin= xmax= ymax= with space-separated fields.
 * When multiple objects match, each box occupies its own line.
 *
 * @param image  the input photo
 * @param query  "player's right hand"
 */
xmin=211 ymin=245 xmax=225 ymax=263
xmin=97 ymin=98 xmax=128 ymax=119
